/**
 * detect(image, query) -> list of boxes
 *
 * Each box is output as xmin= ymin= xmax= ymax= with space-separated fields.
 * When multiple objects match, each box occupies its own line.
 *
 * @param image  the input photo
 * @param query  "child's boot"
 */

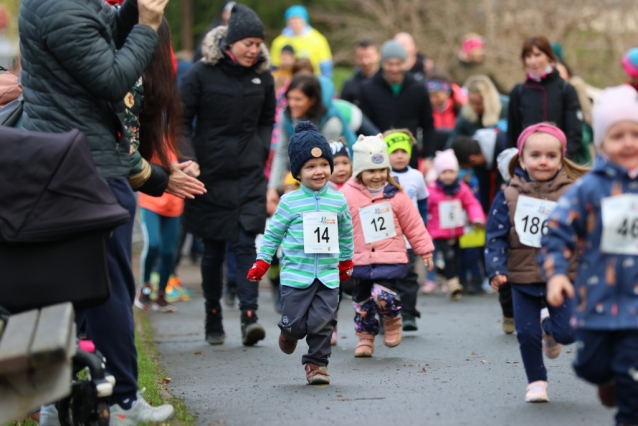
xmin=540 ymin=308 xmax=562 ymax=359
xmin=354 ymin=332 xmax=375 ymax=357
xmin=305 ymin=363 xmax=330 ymax=385
xmin=502 ymin=316 xmax=515 ymax=334
xmin=278 ymin=332 xmax=297 ymax=354
xmin=525 ymin=380 xmax=549 ymax=403
xmin=446 ymin=277 xmax=463 ymax=300
xmin=382 ymin=315 xmax=402 ymax=347
xmin=597 ymin=381 xmax=616 ymax=407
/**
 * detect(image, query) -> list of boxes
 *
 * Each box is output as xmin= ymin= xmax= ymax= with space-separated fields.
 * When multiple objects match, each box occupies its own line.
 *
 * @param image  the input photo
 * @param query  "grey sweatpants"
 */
xmin=278 ymin=279 xmax=339 ymax=366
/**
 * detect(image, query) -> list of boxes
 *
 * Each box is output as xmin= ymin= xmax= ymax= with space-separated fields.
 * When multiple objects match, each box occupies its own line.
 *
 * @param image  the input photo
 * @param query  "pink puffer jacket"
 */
xmin=427 ymin=180 xmax=485 ymax=240
xmin=341 ymin=179 xmax=434 ymax=269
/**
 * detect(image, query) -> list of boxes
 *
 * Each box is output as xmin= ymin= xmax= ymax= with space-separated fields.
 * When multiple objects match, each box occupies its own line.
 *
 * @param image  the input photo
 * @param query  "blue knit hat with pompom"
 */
xmin=288 ymin=121 xmax=334 ymax=180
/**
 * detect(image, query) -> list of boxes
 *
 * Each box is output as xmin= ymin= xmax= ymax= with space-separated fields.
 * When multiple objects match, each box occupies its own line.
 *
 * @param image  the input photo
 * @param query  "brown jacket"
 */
xmin=503 ymin=168 xmax=577 ymax=284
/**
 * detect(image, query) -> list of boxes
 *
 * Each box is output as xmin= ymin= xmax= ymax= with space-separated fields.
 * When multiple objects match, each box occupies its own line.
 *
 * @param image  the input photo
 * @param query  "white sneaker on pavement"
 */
xmin=110 ymin=390 xmax=175 ymax=426
xmin=39 ymin=404 xmax=61 ymax=426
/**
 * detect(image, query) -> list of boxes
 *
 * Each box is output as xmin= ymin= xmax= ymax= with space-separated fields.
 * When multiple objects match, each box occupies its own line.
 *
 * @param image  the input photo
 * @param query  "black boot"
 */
xmin=241 ymin=309 xmax=265 ymax=346
xmin=205 ymin=307 xmax=225 ymax=345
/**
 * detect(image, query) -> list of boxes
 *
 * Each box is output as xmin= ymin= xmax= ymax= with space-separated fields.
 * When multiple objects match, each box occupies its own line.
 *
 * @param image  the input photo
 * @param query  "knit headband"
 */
xmin=517 ymin=123 xmax=567 ymax=156
xmin=384 ymin=131 xmax=413 ymax=156
xmin=427 ymin=79 xmax=451 ymax=93
xmin=462 ymin=38 xmax=484 ymax=54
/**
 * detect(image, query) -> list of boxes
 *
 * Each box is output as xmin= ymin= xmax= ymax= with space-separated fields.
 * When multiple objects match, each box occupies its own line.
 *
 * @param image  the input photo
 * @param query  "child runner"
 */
xmin=327 ymin=138 xmax=353 ymax=345
xmin=485 ymin=123 xmax=588 ymax=402
xmin=247 ymin=121 xmax=354 ymax=385
xmin=427 ymin=149 xmax=485 ymax=300
xmin=541 ymin=85 xmax=638 ymax=424
xmin=328 ymin=138 xmax=352 ymax=190
xmin=384 ymin=129 xmax=429 ymax=331
xmin=341 ymin=134 xmax=434 ymax=357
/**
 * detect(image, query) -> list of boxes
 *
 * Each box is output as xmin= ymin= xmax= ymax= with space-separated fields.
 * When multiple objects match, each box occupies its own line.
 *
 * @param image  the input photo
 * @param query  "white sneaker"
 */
xmin=540 ymin=308 xmax=562 ymax=359
xmin=39 ymin=404 xmax=61 ymax=426
xmin=110 ymin=391 xmax=175 ymax=426
xmin=525 ymin=380 xmax=549 ymax=402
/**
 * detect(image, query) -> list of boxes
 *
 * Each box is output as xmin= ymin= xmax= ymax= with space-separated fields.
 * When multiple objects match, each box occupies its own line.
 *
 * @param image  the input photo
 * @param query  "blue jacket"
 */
xmin=540 ymin=156 xmax=638 ymax=330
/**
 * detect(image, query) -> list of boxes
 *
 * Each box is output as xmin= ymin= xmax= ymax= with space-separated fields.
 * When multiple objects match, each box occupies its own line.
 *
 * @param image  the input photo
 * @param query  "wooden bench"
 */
xmin=0 ymin=303 xmax=75 ymax=423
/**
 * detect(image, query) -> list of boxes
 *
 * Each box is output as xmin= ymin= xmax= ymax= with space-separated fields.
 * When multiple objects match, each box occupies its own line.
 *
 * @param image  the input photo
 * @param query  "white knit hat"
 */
xmin=352 ymin=134 xmax=391 ymax=179
xmin=592 ymin=85 xmax=638 ymax=148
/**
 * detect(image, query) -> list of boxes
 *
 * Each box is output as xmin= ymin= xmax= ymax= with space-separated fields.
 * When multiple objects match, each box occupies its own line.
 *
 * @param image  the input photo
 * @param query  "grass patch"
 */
xmin=135 ymin=310 xmax=197 ymax=425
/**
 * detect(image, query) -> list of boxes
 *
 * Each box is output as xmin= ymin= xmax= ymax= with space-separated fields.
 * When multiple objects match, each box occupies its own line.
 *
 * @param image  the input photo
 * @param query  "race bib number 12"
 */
xmin=302 ymin=212 xmax=340 ymax=254
xmin=359 ymin=202 xmax=397 ymax=244
xmin=601 ymin=194 xmax=638 ymax=255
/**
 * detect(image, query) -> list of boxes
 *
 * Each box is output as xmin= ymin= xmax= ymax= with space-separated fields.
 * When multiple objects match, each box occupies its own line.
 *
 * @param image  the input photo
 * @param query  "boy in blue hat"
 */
xmin=247 ymin=121 xmax=354 ymax=385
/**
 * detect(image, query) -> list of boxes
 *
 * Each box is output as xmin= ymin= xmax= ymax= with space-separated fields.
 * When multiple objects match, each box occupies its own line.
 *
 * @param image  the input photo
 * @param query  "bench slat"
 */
xmin=29 ymin=303 xmax=74 ymax=370
xmin=0 ymin=310 xmax=39 ymax=375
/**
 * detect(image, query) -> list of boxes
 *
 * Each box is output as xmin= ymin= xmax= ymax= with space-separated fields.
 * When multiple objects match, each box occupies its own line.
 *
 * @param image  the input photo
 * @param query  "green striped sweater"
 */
xmin=257 ymin=184 xmax=354 ymax=289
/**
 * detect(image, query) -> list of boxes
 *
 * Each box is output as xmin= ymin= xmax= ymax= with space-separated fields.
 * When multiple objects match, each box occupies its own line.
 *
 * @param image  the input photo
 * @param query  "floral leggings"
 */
xmin=352 ymin=279 xmax=401 ymax=335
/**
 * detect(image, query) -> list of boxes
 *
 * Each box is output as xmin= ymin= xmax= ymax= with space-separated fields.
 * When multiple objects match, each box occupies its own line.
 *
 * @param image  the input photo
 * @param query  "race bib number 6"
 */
xmin=302 ymin=212 xmax=340 ymax=254
xmin=513 ymin=195 xmax=557 ymax=248
xmin=601 ymin=194 xmax=638 ymax=255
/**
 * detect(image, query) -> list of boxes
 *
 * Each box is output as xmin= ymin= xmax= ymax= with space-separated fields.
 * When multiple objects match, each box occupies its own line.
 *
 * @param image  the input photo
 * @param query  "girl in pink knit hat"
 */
xmin=427 ymin=149 xmax=485 ymax=300
xmin=485 ymin=122 xmax=588 ymax=403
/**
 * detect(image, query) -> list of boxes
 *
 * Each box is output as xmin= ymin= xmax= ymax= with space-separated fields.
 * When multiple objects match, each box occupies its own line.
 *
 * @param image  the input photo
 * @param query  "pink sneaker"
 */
xmin=541 ymin=308 xmax=562 ymax=359
xmin=525 ymin=380 xmax=549 ymax=402
xmin=421 ymin=280 xmax=437 ymax=294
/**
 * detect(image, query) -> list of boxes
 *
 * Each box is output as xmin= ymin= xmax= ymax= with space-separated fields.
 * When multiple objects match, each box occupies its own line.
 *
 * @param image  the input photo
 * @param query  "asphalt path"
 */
xmin=146 ymin=262 xmax=613 ymax=426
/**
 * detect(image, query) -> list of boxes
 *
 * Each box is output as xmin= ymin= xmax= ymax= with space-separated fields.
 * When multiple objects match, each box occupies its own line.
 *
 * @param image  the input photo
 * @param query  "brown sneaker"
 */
xmin=153 ymin=292 xmax=176 ymax=313
xmin=354 ymin=332 xmax=374 ymax=357
xmin=305 ymin=363 xmax=330 ymax=385
xmin=278 ymin=332 xmax=297 ymax=354
xmin=382 ymin=315 xmax=402 ymax=347
xmin=597 ymin=382 xmax=616 ymax=407
xmin=446 ymin=277 xmax=463 ymax=300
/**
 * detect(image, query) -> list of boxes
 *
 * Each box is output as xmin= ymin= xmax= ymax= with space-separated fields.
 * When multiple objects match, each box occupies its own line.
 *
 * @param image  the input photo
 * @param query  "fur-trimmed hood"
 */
xmin=199 ymin=26 xmax=270 ymax=74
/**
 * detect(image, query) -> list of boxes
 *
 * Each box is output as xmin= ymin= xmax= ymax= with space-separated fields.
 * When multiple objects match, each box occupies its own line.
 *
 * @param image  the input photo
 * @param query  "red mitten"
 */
xmin=338 ymin=260 xmax=354 ymax=282
xmin=247 ymin=260 xmax=270 ymax=281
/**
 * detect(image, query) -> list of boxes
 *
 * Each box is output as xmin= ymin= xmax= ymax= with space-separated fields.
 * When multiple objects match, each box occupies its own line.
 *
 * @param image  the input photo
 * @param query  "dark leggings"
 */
xmin=434 ymin=238 xmax=461 ymax=280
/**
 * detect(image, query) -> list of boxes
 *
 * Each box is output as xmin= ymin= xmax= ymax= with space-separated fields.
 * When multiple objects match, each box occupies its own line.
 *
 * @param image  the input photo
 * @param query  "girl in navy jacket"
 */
xmin=541 ymin=85 xmax=638 ymax=426
xmin=485 ymin=123 xmax=588 ymax=403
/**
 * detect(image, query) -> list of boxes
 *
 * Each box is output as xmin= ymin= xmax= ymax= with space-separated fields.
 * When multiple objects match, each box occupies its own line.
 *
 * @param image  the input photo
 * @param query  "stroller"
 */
xmin=0 ymin=126 xmax=130 ymax=424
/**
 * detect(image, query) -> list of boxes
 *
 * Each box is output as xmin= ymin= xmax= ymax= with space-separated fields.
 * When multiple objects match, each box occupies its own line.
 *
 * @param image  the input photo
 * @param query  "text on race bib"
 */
xmin=359 ymin=202 xmax=397 ymax=244
xmin=439 ymin=200 xmax=465 ymax=229
xmin=302 ymin=212 xmax=340 ymax=254
xmin=601 ymin=194 xmax=638 ymax=255
xmin=513 ymin=195 xmax=557 ymax=248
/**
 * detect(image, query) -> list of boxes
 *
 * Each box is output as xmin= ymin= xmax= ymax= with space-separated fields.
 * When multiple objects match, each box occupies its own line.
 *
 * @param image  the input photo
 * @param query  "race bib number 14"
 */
xmin=513 ymin=195 xmax=557 ymax=248
xmin=601 ymin=194 xmax=638 ymax=255
xmin=302 ymin=212 xmax=340 ymax=254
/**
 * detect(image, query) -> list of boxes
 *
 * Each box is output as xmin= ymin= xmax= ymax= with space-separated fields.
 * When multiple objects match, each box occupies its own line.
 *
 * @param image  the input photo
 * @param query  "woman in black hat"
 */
xmin=180 ymin=3 xmax=275 ymax=347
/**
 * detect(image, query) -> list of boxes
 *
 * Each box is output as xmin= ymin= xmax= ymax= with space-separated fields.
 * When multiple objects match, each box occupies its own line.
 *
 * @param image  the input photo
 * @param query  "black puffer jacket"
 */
xmin=19 ymin=0 xmax=158 ymax=180
xmin=507 ymin=69 xmax=583 ymax=160
xmin=180 ymin=26 xmax=276 ymax=241
xmin=358 ymin=70 xmax=436 ymax=164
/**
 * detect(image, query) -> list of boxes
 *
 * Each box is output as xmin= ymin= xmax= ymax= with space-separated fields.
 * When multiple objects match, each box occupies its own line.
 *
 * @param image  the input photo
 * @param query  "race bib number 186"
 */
xmin=513 ymin=195 xmax=557 ymax=248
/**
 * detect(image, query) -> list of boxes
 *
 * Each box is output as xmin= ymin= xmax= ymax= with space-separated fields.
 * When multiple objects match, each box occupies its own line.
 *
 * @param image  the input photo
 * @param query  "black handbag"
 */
xmin=0 ymin=94 xmax=23 ymax=127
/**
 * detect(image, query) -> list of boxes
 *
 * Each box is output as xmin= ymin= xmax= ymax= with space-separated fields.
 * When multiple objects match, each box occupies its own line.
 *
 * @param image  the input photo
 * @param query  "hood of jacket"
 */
xmin=200 ymin=26 xmax=270 ymax=74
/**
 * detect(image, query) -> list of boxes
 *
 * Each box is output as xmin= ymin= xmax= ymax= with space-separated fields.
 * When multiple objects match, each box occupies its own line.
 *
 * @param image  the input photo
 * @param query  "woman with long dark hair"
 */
xmin=507 ymin=36 xmax=584 ymax=162
xmin=129 ymin=18 xmax=204 ymax=312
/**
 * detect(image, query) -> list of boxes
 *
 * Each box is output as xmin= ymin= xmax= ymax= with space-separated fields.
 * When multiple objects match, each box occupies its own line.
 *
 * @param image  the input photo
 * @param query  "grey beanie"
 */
xmin=381 ymin=40 xmax=407 ymax=62
xmin=226 ymin=4 xmax=265 ymax=45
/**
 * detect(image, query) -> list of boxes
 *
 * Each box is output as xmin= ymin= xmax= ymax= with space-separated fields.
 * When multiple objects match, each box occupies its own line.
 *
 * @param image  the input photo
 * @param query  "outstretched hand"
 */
xmin=165 ymin=161 xmax=206 ymax=199
xmin=547 ymin=274 xmax=574 ymax=307
xmin=138 ymin=0 xmax=170 ymax=31
xmin=490 ymin=274 xmax=508 ymax=290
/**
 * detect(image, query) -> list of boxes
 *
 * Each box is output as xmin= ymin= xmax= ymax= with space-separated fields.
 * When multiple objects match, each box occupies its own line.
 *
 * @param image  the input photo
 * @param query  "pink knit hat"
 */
xmin=434 ymin=149 xmax=459 ymax=175
xmin=517 ymin=123 xmax=567 ymax=156
xmin=622 ymin=48 xmax=638 ymax=79
xmin=592 ymin=85 xmax=638 ymax=148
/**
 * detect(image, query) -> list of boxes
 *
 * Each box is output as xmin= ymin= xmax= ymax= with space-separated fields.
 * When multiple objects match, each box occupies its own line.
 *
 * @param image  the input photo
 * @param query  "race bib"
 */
xmin=601 ymin=194 xmax=638 ymax=255
xmin=359 ymin=202 xmax=397 ymax=244
xmin=513 ymin=195 xmax=557 ymax=248
xmin=302 ymin=212 xmax=340 ymax=254
xmin=439 ymin=200 xmax=465 ymax=229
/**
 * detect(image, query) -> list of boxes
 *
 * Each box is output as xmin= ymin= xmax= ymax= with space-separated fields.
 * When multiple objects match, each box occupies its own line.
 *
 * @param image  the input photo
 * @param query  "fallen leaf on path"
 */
xmin=162 ymin=377 xmax=171 ymax=384
xmin=481 ymin=360 xmax=488 ymax=364
xmin=194 ymin=351 xmax=202 ymax=355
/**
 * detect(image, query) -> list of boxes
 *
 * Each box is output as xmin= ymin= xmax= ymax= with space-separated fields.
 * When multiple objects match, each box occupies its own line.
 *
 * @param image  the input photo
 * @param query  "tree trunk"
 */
xmin=181 ymin=0 xmax=193 ymax=51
